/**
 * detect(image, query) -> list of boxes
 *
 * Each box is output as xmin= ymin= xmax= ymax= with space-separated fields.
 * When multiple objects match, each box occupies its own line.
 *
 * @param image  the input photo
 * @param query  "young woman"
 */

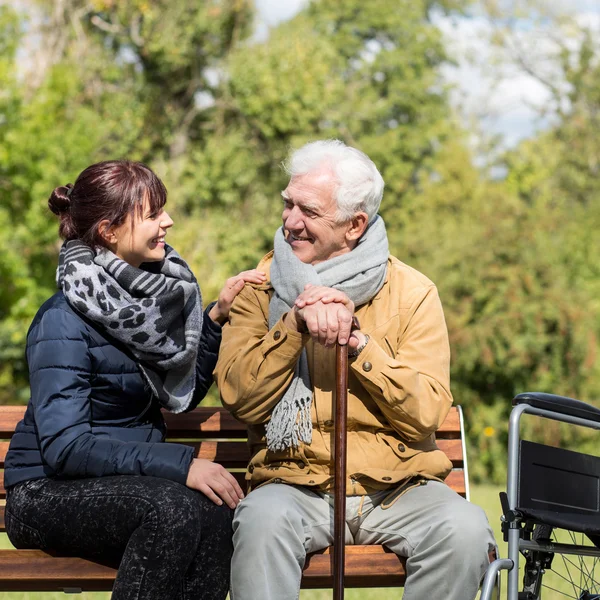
xmin=3 ymin=160 xmax=266 ymax=600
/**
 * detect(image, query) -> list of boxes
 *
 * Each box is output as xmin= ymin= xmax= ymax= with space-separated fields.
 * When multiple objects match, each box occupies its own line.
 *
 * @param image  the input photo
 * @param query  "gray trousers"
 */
xmin=231 ymin=480 xmax=496 ymax=600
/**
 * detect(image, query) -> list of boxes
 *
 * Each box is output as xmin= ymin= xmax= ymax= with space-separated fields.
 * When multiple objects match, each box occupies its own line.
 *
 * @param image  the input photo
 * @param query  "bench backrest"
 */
xmin=0 ymin=405 xmax=468 ymax=533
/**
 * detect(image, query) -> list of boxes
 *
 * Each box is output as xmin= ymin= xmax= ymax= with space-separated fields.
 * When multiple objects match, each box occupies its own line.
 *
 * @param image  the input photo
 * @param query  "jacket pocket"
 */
xmin=379 ymin=431 xmax=421 ymax=461
xmin=380 ymin=476 xmax=427 ymax=510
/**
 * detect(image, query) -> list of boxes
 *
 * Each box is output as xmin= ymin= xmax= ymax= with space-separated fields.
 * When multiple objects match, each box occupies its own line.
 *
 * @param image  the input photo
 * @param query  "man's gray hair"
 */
xmin=284 ymin=139 xmax=385 ymax=223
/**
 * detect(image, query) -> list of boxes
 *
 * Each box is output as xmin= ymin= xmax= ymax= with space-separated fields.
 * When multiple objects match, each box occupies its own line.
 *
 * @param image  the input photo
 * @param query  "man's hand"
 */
xmin=286 ymin=300 xmax=353 ymax=347
xmin=294 ymin=284 xmax=355 ymax=313
xmin=209 ymin=269 xmax=267 ymax=325
xmin=292 ymin=285 xmax=367 ymax=351
xmin=186 ymin=458 xmax=245 ymax=508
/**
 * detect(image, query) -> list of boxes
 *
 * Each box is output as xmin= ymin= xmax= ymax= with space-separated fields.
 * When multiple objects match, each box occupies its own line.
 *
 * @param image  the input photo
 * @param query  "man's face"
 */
xmin=281 ymin=170 xmax=353 ymax=265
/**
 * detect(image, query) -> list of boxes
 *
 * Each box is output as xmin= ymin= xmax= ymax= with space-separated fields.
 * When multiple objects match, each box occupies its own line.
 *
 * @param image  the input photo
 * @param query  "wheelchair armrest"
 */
xmin=513 ymin=392 xmax=600 ymax=424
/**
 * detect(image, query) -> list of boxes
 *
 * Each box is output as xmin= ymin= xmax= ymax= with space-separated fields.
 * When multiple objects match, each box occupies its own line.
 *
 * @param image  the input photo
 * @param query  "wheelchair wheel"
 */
xmin=520 ymin=523 xmax=600 ymax=599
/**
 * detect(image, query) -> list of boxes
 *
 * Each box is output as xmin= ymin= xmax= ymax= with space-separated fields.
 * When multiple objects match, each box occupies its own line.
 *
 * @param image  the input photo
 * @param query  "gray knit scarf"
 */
xmin=57 ymin=239 xmax=203 ymax=413
xmin=266 ymin=215 xmax=390 ymax=451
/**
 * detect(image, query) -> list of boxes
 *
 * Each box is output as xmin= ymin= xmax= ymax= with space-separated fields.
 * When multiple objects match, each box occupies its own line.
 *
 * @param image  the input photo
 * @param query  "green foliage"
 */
xmin=393 ymin=134 xmax=600 ymax=481
xmin=0 ymin=7 xmax=148 ymax=402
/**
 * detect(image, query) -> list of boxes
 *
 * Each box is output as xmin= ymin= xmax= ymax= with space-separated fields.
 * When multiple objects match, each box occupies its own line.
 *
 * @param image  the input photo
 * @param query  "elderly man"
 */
xmin=215 ymin=140 xmax=495 ymax=600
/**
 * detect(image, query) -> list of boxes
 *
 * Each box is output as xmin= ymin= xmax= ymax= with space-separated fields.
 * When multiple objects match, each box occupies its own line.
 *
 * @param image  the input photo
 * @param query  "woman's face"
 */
xmin=108 ymin=195 xmax=174 ymax=267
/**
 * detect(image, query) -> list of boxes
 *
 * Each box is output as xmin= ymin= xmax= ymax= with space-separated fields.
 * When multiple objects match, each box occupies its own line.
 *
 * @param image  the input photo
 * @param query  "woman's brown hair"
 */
xmin=48 ymin=160 xmax=167 ymax=248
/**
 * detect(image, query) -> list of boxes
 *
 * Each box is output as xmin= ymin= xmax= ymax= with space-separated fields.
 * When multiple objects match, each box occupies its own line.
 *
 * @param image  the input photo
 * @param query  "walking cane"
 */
xmin=333 ymin=317 xmax=356 ymax=600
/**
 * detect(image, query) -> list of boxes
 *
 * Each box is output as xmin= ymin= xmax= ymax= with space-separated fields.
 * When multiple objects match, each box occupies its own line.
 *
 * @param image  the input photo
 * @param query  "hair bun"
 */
xmin=48 ymin=184 xmax=73 ymax=215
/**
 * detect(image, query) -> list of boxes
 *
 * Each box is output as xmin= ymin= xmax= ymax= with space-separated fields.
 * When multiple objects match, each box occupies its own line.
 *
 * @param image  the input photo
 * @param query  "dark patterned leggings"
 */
xmin=5 ymin=476 xmax=233 ymax=600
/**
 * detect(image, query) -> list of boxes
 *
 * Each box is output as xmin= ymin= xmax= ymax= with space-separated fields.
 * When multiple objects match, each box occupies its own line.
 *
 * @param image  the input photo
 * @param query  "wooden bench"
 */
xmin=0 ymin=405 xmax=468 ymax=593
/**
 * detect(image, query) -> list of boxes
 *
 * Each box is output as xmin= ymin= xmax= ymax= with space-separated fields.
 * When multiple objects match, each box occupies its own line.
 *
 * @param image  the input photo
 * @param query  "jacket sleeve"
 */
xmin=28 ymin=307 xmax=194 ymax=485
xmin=185 ymin=302 xmax=222 ymax=411
xmin=350 ymin=284 xmax=453 ymax=442
xmin=214 ymin=285 xmax=306 ymax=424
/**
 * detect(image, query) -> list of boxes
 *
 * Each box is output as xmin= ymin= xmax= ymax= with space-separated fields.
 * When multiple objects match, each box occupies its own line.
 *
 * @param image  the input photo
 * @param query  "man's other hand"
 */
xmin=290 ymin=300 xmax=353 ymax=347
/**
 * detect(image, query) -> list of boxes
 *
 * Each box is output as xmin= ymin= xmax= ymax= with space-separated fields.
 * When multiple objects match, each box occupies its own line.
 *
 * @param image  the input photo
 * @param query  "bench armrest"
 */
xmin=513 ymin=392 xmax=600 ymax=424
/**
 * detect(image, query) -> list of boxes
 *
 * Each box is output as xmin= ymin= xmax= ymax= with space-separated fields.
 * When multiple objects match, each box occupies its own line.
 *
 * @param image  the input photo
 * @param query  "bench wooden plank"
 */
xmin=437 ymin=408 xmax=461 ymax=436
xmin=0 ymin=406 xmax=249 ymax=439
xmin=302 ymin=545 xmax=406 ymax=588
xmin=0 ymin=442 xmax=8 ymax=466
xmin=445 ymin=470 xmax=466 ymax=496
xmin=0 ymin=546 xmax=406 ymax=591
xmin=0 ymin=406 xmax=462 ymax=438
xmin=163 ymin=409 xmax=247 ymax=437
xmin=0 ymin=550 xmax=117 ymax=592
xmin=0 ymin=407 xmax=27 ymax=437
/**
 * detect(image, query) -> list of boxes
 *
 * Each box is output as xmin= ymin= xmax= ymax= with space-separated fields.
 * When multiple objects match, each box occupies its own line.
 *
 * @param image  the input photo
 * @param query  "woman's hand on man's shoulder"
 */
xmin=208 ymin=269 xmax=266 ymax=325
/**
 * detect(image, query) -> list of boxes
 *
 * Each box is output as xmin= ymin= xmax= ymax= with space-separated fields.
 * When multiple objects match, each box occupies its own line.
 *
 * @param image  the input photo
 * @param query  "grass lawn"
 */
xmin=0 ymin=483 xmax=508 ymax=600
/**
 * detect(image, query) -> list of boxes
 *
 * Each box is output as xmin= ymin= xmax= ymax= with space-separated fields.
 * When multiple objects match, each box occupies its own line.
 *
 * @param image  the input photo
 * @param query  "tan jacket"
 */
xmin=215 ymin=252 xmax=454 ymax=495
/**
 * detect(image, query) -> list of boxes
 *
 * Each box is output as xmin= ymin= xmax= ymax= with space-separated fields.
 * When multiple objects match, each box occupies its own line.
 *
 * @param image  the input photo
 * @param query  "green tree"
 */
xmin=395 ymin=5 xmax=600 ymax=480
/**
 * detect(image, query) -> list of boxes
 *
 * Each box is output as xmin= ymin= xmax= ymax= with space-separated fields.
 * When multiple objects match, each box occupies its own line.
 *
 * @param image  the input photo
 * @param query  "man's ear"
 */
xmin=98 ymin=219 xmax=116 ymax=245
xmin=346 ymin=212 xmax=369 ymax=243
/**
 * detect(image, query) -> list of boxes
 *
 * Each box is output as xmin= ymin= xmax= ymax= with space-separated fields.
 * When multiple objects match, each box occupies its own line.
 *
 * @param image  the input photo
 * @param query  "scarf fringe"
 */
xmin=266 ymin=396 xmax=312 ymax=452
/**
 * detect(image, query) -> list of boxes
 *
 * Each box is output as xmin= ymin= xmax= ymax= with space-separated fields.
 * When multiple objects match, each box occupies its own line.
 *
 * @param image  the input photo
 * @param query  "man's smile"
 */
xmin=286 ymin=231 xmax=314 ymax=244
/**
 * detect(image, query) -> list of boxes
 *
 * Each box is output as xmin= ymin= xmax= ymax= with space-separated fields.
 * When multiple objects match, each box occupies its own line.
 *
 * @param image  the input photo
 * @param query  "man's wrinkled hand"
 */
xmin=294 ymin=285 xmax=355 ymax=314
xmin=295 ymin=300 xmax=353 ymax=347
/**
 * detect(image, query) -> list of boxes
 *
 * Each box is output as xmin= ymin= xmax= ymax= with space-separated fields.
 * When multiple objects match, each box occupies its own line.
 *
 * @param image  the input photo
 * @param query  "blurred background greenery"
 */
xmin=1 ymin=0 xmax=600 ymax=487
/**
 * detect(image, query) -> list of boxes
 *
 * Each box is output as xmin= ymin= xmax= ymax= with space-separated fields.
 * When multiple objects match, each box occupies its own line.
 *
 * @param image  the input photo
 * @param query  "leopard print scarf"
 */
xmin=57 ymin=239 xmax=203 ymax=413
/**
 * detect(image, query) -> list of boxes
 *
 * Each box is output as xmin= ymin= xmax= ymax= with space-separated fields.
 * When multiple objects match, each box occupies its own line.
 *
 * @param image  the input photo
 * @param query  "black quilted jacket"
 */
xmin=4 ymin=292 xmax=221 ymax=489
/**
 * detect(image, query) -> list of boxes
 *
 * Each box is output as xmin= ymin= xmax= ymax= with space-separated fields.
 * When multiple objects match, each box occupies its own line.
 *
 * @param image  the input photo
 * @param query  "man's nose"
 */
xmin=283 ymin=206 xmax=303 ymax=230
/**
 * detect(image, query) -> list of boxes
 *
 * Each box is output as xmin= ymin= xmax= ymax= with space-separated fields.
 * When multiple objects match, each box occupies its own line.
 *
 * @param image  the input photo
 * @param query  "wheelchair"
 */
xmin=480 ymin=392 xmax=600 ymax=600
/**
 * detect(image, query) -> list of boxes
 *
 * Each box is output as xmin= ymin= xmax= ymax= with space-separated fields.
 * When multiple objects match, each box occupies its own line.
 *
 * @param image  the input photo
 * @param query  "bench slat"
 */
xmin=168 ymin=407 xmax=461 ymax=438
xmin=0 ymin=407 xmax=28 ymax=437
xmin=437 ymin=408 xmax=460 ymax=436
xmin=0 ymin=550 xmax=117 ymax=592
xmin=0 ymin=407 xmax=249 ymax=439
xmin=0 ymin=406 xmax=462 ymax=439
xmin=0 ymin=442 xmax=8 ymax=466
xmin=445 ymin=470 xmax=466 ymax=496
xmin=302 ymin=545 xmax=406 ymax=588
xmin=164 ymin=409 xmax=248 ymax=438
xmin=0 ymin=547 xmax=406 ymax=591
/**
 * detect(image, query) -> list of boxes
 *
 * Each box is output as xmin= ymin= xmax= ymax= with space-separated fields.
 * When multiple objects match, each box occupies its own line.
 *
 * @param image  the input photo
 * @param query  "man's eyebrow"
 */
xmin=280 ymin=190 xmax=321 ymax=214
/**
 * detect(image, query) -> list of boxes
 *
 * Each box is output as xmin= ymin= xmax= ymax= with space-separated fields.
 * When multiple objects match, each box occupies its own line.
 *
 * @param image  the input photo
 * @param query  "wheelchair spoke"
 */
xmin=558 ymin=553 xmax=595 ymax=591
xmin=522 ymin=525 xmax=600 ymax=599
xmin=553 ymin=553 xmax=600 ymax=597
xmin=565 ymin=532 xmax=597 ymax=592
